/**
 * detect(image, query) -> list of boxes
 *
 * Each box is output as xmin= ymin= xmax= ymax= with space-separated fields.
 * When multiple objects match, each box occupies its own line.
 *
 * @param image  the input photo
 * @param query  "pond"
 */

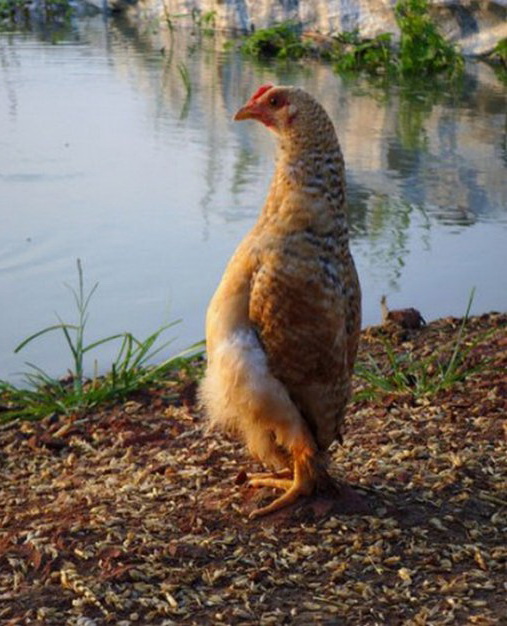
xmin=1 ymin=15 xmax=506 ymax=383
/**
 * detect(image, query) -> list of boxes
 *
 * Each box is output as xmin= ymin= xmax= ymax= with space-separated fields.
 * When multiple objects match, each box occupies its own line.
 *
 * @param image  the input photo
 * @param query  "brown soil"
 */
xmin=1 ymin=312 xmax=506 ymax=625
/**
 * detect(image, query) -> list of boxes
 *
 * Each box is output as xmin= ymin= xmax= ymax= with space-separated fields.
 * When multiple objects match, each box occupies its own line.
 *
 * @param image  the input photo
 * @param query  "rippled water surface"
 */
xmin=1 ymin=17 xmax=506 ymax=381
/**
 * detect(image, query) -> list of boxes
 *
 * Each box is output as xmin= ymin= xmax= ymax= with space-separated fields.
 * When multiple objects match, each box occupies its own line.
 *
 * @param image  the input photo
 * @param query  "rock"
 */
xmin=83 ymin=0 xmax=129 ymax=13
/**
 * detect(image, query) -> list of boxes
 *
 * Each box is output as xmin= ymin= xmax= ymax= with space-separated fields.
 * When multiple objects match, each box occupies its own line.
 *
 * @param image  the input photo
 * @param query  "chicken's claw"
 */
xmin=247 ymin=457 xmax=316 ymax=518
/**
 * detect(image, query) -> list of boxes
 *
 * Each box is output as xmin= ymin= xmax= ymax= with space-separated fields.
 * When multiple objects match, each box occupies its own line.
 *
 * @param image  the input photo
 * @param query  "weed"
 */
xmin=332 ymin=31 xmax=394 ymax=75
xmin=491 ymin=38 xmax=507 ymax=66
xmin=236 ymin=2 xmax=464 ymax=80
xmin=486 ymin=38 xmax=507 ymax=84
xmin=394 ymin=0 xmax=464 ymax=77
xmin=0 ymin=261 xmax=203 ymax=422
xmin=0 ymin=0 xmax=72 ymax=26
xmin=0 ymin=0 xmax=26 ymax=21
xmin=240 ymin=22 xmax=310 ymax=60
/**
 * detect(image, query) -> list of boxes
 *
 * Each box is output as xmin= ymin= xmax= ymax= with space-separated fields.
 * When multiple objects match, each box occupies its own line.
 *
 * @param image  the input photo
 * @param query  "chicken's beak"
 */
xmin=233 ymin=104 xmax=255 ymax=121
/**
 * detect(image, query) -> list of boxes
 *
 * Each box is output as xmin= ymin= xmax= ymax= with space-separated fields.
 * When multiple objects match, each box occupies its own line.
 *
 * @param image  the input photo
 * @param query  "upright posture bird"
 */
xmin=200 ymin=84 xmax=361 ymax=518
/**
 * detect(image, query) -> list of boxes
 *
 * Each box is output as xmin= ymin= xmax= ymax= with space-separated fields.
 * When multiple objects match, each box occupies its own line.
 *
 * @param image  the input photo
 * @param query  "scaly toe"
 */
xmin=248 ymin=483 xmax=311 ymax=519
xmin=248 ymin=477 xmax=294 ymax=490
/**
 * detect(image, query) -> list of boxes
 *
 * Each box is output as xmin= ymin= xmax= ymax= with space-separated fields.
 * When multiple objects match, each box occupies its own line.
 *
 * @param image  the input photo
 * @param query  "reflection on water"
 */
xmin=1 ymin=17 xmax=506 ymax=382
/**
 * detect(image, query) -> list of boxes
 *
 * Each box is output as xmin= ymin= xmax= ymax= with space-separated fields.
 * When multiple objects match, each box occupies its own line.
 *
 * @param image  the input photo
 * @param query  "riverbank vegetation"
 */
xmin=490 ymin=37 xmax=507 ymax=67
xmin=486 ymin=37 xmax=507 ymax=83
xmin=238 ymin=0 xmax=464 ymax=79
xmin=0 ymin=0 xmax=73 ymax=27
xmin=2 ymin=0 xmax=504 ymax=82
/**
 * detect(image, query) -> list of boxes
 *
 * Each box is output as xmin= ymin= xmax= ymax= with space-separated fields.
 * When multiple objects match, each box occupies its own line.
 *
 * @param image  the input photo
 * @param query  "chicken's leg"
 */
xmin=248 ymin=441 xmax=317 ymax=519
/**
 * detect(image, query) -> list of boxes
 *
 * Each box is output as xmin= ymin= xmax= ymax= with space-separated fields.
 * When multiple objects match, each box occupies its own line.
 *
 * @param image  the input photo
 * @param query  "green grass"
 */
xmin=353 ymin=289 xmax=490 ymax=401
xmin=0 ymin=260 xmax=204 ymax=423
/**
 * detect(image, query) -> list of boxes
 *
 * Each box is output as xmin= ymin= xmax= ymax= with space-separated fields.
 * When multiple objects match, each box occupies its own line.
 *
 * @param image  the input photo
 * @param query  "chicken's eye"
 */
xmin=269 ymin=96 xmax=279 ymax=107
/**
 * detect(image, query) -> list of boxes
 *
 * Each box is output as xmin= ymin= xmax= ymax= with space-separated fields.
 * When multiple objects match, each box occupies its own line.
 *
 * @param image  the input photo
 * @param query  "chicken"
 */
xmin=200 ymin=84 xmax=361 ymax=518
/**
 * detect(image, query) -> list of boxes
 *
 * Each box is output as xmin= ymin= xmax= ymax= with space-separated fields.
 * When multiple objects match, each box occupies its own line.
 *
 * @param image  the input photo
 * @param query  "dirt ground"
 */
xmin=1 ymin=312 xmax=506 ymax=625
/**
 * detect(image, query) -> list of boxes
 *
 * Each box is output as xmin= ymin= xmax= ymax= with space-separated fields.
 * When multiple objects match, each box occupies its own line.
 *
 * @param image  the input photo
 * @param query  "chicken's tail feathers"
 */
xmin=199 ymin=328 xmax=312 ymax=470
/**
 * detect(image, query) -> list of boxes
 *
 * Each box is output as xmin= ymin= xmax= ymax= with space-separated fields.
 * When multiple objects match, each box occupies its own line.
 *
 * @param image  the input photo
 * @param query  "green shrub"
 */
xmin=494 ymin=38 xmax=507 ymax=65
xmin=486 ymin=38 xmax=507 ymax=84
xmin=237 ymin=6 xmax=464 ymax=80
xmin=240 ymin=22 xmax=310 ymax=60
xmin=332 ymin=31 xmax=394 ymax=75
xmin=0 ymin=0 xmax=73 ymax=26
xmin=394 ymin=0 xmax=464 ymax=76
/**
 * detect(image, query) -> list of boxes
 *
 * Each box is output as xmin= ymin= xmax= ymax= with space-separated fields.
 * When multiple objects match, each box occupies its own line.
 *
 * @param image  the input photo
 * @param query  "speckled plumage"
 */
xmin=200 ymin=85 xmax=361 ymax=517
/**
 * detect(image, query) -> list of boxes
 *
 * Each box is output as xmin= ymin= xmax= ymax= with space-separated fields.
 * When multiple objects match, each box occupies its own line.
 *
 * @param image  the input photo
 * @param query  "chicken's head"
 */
xmin=233 ymin=84 xmax=305 ymax=134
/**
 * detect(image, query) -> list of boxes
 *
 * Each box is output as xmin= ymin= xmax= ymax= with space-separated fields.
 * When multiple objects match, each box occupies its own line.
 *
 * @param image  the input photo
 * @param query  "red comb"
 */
xmin=251 ymin=84 xmax=274 ymax=101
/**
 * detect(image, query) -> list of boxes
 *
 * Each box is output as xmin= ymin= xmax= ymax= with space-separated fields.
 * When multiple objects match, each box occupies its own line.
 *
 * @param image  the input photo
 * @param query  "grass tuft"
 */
xmin=0 ymin=260 xmax=203 ymax=422
xmin=353 ymin=289 xmax=491 ymax=401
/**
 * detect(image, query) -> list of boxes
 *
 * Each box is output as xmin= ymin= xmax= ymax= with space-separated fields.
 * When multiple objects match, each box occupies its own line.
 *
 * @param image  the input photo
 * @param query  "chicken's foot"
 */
xmin=247 ymin=468 xmax=292 ymax=484
xmin=248 ymin=451 xmax=316 ymax=519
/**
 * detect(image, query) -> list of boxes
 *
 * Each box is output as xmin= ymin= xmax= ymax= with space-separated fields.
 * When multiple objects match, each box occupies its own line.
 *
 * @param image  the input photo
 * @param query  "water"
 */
xmin=1 ymin=17 xmax=506 ymax=383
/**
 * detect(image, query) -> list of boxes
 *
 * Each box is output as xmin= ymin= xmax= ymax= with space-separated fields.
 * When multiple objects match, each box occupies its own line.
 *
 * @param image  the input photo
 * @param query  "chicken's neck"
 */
xmin=262 ymin=133 xmax=349 ymax=240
